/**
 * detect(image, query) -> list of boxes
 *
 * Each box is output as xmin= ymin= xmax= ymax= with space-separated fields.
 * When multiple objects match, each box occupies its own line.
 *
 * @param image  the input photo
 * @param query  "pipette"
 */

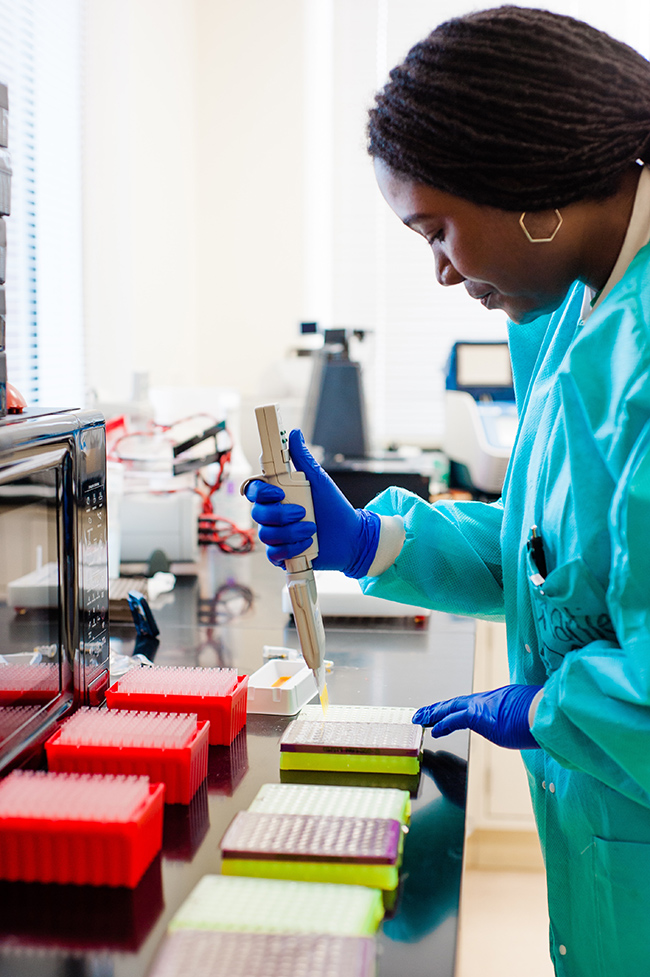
xmin=245 ymin=404 xmax=328 ymax=712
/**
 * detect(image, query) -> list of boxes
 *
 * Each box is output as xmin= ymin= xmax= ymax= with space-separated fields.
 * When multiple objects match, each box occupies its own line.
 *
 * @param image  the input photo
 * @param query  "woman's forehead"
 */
xmin=374 ymin=158 xmax=465 ymax=223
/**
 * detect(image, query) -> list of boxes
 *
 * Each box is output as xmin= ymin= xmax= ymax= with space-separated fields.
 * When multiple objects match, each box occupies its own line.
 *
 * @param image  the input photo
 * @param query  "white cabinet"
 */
xmin=465 ymin=620 xmax=544 ymax=870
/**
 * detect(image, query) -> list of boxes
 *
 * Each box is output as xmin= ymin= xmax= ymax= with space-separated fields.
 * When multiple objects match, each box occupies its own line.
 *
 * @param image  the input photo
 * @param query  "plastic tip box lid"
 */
xmin=280 ymin=720 xmax=423 ymax=757
xmin=221 ymin=811 xmax=401 ymax=864
xmin=149 ymin=930 xmax=376 ymax=977
xmin=248 ymin=782 xmax=410 ymax=823
xmin=169 ymin=875 xmax=384 ymax=936
xmin=299 ymin=704 xmax=416 ymax=724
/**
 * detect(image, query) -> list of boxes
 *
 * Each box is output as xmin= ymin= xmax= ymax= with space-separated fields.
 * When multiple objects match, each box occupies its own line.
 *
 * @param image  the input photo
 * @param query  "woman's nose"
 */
xmin=434 ymin=248 xmax=466 ymax=286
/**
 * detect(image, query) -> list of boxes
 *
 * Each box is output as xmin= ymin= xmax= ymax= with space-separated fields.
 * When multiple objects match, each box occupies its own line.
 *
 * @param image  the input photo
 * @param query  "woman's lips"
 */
xmin=465 ymin=284 xmax=496 ymax=308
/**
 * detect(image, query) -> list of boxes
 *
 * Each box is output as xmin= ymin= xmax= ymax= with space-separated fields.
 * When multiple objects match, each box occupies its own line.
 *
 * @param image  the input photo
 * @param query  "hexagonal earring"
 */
xmin=519 ymin=209 xmax=563 ymax=243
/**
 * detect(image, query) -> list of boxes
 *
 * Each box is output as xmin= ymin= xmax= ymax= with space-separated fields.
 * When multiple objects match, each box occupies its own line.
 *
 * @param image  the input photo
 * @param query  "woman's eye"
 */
xmin=427 ymin=230 xmax=444 ymax=246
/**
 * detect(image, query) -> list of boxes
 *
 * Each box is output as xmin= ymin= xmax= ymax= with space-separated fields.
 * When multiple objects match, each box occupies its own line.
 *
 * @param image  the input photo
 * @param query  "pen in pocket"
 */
xmin=527 ymin=524 xmax=548 ymax=580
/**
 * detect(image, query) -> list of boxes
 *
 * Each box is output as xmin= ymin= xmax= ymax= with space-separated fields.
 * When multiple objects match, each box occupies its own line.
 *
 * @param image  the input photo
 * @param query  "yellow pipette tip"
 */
xmin=319 ymin=682 xmax=329 ymax=716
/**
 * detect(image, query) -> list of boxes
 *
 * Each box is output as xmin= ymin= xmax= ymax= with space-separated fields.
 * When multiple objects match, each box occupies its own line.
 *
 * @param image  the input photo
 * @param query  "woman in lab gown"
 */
xmin=246 ymin=7 xmax=650 ymax=975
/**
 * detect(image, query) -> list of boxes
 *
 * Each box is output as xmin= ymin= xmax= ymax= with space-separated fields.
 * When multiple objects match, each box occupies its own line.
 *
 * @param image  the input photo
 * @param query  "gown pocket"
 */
xmin=593 ymin=837 xmax=650 ymax=976
xmin=526 ymin=553 xmax=616 ymax=671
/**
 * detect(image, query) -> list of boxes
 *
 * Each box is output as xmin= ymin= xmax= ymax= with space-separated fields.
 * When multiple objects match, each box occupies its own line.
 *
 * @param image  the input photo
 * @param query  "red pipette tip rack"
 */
xmin=105 ymin=666 xmax=248 ymax=745
xmin=0 ymin=663 xmax=60 ymax=704
xmin=0 ymin=770 xmax=164 ymax=887
xmin=45 ymin=708 xmax=210 ymax=804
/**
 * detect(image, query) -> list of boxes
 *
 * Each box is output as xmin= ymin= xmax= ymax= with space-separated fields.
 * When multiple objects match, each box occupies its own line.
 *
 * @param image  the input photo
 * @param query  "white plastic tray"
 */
xmin=246 ymin=659 xmax=317 ymax=716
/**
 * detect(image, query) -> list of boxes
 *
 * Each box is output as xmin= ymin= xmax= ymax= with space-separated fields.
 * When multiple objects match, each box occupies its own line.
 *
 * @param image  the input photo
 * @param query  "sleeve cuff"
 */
xmin=528 ymin=688 xmax=544 ymax=727
xmin=366 ymin=514 xmax=405 ymax=577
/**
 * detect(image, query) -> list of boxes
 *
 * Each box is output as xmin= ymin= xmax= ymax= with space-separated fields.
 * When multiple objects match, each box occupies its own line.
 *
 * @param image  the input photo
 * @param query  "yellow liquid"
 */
xmin=319 ymin=682 xmax=329 ymax=716
xmin=271 ymin=676 xmax=291 ymax=688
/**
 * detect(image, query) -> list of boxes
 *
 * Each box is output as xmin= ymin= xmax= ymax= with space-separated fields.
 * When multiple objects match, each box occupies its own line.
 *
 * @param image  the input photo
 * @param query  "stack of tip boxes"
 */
xmin=146 ymin=696 xmax=419 ymax=976
xmin=0 ymin=82 xmax=10 ymax=415
xmin=150 ymin=875 xmax=382 ymax=977
xmin=105 ymin=665 xmax=248 ymax=746
xmin=221 ymin=782 xmax=410 ymax=892
xmin=0 ymin=664 xmax=249 ymax=889
xmin=150 ymin=730 xmax=418 ymax=976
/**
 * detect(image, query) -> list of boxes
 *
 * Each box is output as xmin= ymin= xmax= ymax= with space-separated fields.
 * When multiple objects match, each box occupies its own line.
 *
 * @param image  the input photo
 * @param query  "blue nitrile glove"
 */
xmin=412 ymin=685 xmax=543 ymax=750
xmin=244 ymin=429 xmax=381 ymax=577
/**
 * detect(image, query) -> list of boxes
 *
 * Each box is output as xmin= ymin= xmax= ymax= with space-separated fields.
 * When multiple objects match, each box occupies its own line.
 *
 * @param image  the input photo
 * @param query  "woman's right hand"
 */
xmin=244 ymin=429 xmax=381 ymax=578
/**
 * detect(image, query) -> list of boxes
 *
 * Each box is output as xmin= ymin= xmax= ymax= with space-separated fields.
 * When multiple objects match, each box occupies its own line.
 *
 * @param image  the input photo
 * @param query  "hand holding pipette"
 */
xmin=242 ymin=405 xmax=329 ymax=709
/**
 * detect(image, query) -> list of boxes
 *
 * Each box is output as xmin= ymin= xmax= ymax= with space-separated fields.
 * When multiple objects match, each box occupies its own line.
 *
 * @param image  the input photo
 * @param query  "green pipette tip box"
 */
xmin=279 ymin=768 xmax=421 ymax=795
xmin=169 ymin=875 xmax=384 ymax=937
xmin=148 ymin=930 xmax=377 ymax=977
xmin=279 ymin=719 xmax=423 ymax=775
xmin=249 ymin=782 xmax=411 ymax=824
xmin=220 ymin=810 xmax=404 ymax=891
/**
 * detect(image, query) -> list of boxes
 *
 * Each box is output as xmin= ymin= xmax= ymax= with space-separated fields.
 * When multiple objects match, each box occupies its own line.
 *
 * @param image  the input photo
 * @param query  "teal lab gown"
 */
xmin=361 ymin=241 xmax=650 ymax=977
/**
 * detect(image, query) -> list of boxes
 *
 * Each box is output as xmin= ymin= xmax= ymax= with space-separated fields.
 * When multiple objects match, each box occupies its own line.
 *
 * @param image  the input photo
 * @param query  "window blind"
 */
xmin=0 ymin=0 xmax=84 ymax=409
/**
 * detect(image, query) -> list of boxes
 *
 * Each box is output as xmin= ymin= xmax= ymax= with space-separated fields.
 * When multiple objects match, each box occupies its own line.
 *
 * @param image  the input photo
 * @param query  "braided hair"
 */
xmin=367 ymin=6 xmax=650 ymax=211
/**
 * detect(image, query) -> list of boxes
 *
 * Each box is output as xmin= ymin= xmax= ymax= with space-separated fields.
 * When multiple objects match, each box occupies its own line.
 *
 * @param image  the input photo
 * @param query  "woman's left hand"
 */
xmin=412 ymin=685 xmax=543 ymax=750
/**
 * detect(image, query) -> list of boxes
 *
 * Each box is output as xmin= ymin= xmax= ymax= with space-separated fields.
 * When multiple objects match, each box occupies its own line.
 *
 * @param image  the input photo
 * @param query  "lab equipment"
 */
xmin=220 ymin=810 xmax=403 ymax=890
xmin=127 ymin=590 xmax=160 ymax=638
xmin=412 ymin=684 xmax=542 ymax=750
xmin=279 ymin=719 xmax=423 ymax=776
xmin=169 ymin=874 xmax=385 ymax=936
xmin=282 ymin=568 xmax=431 ymax=619
xmin=120 ymin=490 xmax=201 ymax=563
xmin=245 ymin=427 xmax=381 ymax=575
xmin=45 ymin=707 xmax=210 ymax=804
xmin=148 ymin=931 xmax=376 ymax=977
xmin=303 ymin=328 xmax=369 ymax=461
xmin=0 ymin=770 xmax=164 ymax=887
xmin=0 ymin=407 xmax=109 ymax=775
xmin=246 ymin=404 xmax=329 ymax=704
xmin=105 ymin=664 xmax=248 ymax=745
xmin=246 ymin=659 xmax=317 ymax=716
xmin=126 ymin=588 xmax=161 ymax=660
xmin=442 ymin=340 xmax=517 ymax=494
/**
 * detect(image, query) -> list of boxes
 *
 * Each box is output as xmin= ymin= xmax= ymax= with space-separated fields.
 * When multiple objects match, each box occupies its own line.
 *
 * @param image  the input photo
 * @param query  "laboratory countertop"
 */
xmin=0 ymin=547 xmax=475 ymax=977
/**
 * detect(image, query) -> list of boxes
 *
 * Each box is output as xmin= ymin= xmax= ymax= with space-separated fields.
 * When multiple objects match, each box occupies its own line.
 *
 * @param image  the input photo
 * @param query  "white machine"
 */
xmin=442 ymin=341 xmax=518 ymax=495
xmin=243 ymin=403 xmax=328 ymax=708
xmin=281 ymin=570 xmax=431 ymax=619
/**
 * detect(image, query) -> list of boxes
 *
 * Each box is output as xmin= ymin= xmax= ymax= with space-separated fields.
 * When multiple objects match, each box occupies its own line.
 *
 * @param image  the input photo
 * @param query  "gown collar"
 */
xmin=581 ymin=164 xmax=650 ymax=323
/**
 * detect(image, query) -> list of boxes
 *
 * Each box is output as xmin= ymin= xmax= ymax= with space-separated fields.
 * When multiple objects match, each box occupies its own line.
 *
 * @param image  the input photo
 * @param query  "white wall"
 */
xmin=194 ymin=0 xmax=305 ymax=394
xmin=83 ymin=0 xmax=304 ymax=406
